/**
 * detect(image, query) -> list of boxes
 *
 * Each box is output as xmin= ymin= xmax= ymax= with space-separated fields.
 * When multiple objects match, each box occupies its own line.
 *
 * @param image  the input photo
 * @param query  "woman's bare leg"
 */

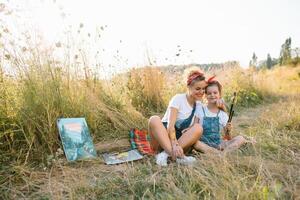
xmin=194 ymin=140 xmax=220 ymax=154
xmin=148 ymin=116 xmax=172 ymax=155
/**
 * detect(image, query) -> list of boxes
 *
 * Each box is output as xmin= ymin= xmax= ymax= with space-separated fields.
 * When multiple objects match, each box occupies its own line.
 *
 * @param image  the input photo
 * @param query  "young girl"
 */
xmin=148 ymin=68 xmax=225 ymax=166
xmin=194 ymin=78 xmax=246 ymax=153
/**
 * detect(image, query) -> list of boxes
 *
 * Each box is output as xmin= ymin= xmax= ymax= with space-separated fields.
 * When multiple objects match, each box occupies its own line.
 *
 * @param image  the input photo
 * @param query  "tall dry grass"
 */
xmin=0 ymin=48 xmax=148 ymax=199
xmin=1 ymin=2 xmax=300 ymax=199
xmin=126 ymin=67 xmax=166 ymax=117
xmin=1 ymin=61 xmax=300 ymax=199
xmin=0 ymin=46 xmax=146 ymax=163
xmin=253 ymin=65 xmax=300 ymax=95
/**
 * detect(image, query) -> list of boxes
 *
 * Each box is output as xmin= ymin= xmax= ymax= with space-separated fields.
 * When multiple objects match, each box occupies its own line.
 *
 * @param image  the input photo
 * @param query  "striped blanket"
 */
xmin=129 ymin=128 xmax=155 ymax=155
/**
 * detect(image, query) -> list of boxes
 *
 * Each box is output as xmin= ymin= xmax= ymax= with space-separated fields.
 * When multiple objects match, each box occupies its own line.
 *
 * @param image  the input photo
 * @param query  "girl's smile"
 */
xmin=206 ymin=85 xmax=220 ymax=104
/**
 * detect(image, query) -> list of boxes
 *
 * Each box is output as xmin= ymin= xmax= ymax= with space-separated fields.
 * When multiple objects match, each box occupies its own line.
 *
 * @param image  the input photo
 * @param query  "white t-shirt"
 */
xmin=195 ymin=105 xmax=229 ymax=128
xmin=161 ymin=93 xmax=203 ymax=126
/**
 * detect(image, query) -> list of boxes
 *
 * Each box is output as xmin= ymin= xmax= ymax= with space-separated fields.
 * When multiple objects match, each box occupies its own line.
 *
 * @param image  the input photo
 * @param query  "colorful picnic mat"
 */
xmin=129 ymin=128 xmax=155 ymax=155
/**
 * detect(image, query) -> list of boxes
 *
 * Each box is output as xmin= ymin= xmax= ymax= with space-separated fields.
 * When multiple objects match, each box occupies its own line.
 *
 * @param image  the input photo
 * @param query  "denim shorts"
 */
xmin=162 ymin=122 xmax=182 ymax=139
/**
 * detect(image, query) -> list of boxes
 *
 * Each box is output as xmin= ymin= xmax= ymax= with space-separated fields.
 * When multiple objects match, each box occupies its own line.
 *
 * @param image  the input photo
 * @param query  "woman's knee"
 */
xmin=193 ymin=123 xmax=203 ymax=137
xmin=148 ymin=116 xmax=161 ymax=127
xmin=183 ymin=123 xmax=202 ymax=141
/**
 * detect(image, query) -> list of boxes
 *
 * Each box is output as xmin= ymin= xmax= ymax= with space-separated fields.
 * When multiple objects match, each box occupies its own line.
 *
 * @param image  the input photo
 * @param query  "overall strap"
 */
xmin=190 ymin=103 xmax=197 ymax=118
xmin=202 ymin=106 xmax=206 ymax=117
xmin=175 ymin=103 xmax=197 ymax=131
xmin=216 ymin=109 xmax=220 ymax=117
xmin=185 ymin=103 xmax=197 ymax=123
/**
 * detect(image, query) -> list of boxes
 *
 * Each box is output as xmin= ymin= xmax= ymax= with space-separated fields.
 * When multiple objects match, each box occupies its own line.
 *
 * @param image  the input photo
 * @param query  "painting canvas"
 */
xmin=57 ymin=118 xmax=97 ymax=161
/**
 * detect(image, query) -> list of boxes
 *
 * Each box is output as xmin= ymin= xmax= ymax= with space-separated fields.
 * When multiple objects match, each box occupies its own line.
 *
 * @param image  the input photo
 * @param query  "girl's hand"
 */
xmin=171 ymin=140 xmax=184 ymax=160
xmin=225 ymin=122 xmax=232 ymax=132
xmin=181 ymin=127 xmax=190 ymax=134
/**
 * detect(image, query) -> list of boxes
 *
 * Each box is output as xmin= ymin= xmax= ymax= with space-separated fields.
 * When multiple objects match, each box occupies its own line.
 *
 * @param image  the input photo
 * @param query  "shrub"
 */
xmin=221 ymin=67 xmax=264 ymax=108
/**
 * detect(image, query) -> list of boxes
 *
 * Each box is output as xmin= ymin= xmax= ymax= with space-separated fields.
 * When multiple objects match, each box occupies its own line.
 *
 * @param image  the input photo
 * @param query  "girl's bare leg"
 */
xmin=221 ymin=135 xmax=247 ymax=152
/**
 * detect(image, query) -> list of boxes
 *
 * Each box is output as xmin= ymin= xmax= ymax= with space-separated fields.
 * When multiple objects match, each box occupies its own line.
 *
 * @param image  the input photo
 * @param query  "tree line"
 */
xmin=249 ymin=37 xmax=300 ymax=69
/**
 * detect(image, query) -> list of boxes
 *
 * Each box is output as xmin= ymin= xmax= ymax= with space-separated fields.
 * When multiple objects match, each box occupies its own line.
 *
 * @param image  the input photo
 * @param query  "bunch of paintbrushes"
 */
xmin=224 ymin=92 xmax=237 ymax=140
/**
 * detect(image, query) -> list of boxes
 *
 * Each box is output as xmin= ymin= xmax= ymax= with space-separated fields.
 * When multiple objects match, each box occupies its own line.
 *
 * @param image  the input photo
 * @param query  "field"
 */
xmin=1 ymin=55 xmax=300 ymax=199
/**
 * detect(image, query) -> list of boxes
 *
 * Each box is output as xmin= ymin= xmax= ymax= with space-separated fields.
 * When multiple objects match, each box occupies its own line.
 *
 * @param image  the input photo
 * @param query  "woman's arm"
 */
xmin=168 ymin=107 xmax=184 ymax=159
xmin=216 ymin=98 xmax=227 ymax=112
xmin=167 ymin=107 xmax=177 ymax=140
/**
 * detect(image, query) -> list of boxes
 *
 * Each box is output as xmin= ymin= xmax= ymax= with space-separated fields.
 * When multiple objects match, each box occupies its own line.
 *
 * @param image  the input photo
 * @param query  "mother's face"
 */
xmin=188 ymin=80 xmax=207 ymax=101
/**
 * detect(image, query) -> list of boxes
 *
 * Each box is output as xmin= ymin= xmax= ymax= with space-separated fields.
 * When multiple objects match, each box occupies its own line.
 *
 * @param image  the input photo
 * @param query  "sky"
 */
xmin=2 ymin=0 xmax=300 ymax=71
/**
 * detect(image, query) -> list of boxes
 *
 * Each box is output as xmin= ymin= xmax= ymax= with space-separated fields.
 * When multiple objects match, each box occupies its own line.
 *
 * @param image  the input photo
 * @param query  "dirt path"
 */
xmin=231 ymin=105 xmax=266 ymax=134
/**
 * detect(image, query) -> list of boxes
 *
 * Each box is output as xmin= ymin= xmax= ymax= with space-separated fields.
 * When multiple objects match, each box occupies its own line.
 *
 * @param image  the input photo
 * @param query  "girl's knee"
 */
xmin=236 ymin=135 xmax=246 ymax=144
xmin=193 ymin=140 xmax=202 ymax=151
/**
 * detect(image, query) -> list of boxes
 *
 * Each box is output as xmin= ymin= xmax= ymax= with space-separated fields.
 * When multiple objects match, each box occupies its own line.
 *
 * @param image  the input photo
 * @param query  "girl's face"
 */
xmin=206 ymin=85 xmax=221 ymax=104
xmin=188 ymin=80 xmax=207 ymax=101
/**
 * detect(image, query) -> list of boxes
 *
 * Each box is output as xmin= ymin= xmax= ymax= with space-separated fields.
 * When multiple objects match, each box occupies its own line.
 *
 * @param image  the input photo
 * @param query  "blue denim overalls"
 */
xmin=163 ymin=104 xmax=196 ymax=139
xmin=200 ymin=107 xmax=221 ymax=148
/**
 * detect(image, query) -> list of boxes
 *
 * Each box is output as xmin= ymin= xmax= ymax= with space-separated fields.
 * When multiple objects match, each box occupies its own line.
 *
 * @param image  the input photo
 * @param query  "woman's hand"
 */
xmin=167 ymin=127 xmax=176 ymax=135
xmin=171 ymin=140 xmax=184 ymax=160
xmin=216 ymin=98 xmax=226 ymax=110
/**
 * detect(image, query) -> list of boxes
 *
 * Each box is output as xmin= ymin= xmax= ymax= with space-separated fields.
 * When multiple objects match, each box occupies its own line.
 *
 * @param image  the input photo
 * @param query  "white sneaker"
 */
xmin=176 ymin=156 xmax=196 ymax=166
xmin=155 ymin=151 xmax=169 ymax=166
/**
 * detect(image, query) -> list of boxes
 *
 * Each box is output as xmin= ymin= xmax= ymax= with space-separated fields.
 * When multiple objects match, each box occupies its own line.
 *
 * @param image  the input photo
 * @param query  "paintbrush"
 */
xmin=224 ymin=92 xmax=237 ymax=140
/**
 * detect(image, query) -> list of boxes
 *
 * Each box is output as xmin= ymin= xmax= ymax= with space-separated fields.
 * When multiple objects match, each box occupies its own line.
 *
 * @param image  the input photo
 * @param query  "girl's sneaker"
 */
xmin=176 ymin=156 xmax=196 ymax=165
xmin=155 ymin=151 xmax=169 ymax=166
